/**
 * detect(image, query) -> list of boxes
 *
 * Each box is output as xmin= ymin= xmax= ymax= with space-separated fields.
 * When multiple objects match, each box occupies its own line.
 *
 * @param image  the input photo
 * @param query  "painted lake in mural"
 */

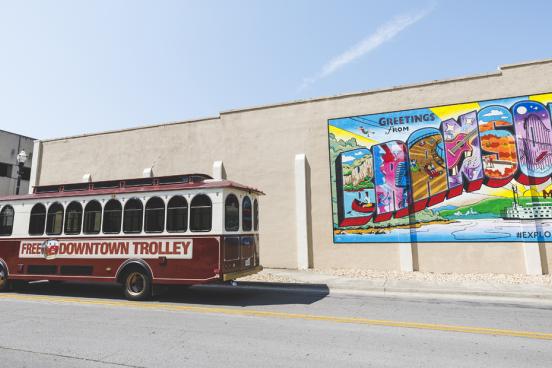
xmin=334 ymin=218 xmax=552 ymax=243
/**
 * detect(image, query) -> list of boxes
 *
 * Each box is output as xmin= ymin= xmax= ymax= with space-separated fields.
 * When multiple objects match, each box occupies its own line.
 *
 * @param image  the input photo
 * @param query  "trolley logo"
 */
xmin=42 ymin=239 xmax=59 ymax=260
xmin=19 ymin=239 xmax=193 ymax=260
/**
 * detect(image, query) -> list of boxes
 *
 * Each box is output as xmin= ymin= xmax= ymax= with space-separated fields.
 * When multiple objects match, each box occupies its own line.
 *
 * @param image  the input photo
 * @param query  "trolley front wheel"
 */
xmin=0 ymin=266 xmax=8 ymax=292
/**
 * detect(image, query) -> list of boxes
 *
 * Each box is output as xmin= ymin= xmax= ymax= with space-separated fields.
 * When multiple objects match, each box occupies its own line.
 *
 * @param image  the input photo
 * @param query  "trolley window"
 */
xmin=190 ymin=194 xmax=211 ymax=232
xmin=84 ymin=200 xmax=102 ymax=234
xmin=46 ymin=202 xmax=64 ymax=235
xmin=225 ymin=194 xmax=239 ymax=231
xmin=0 ymin=205 xmax=14 ymax=236
xmin=29 ymin=203 xmax=46 ymax=235
xmin=123 ymin=198 xmax=143 ymax=233
xmin=145 ymin=197 xmax=165 ymax=233
xmin=103 ymin=199 xmax=122 ymax=234
xmin=254 ymin=199 xmax=259 ymax=231
xmin=167 ymin=195 xmax=187 ymax=232
xmin=64 ymin=201 xmax=83 ymax=235
xmin=242 ymin=196 xmax=252 ymax=231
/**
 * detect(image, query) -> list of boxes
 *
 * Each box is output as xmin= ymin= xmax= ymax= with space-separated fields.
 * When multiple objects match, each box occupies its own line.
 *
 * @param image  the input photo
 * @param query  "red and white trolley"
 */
xmin=0 ymin=174 xmax=263 ymax=300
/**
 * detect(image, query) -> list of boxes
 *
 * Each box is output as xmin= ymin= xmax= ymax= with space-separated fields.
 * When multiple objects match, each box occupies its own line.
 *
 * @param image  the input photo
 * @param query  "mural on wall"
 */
xmin=329 ymin=93 xmax=552 ymax=243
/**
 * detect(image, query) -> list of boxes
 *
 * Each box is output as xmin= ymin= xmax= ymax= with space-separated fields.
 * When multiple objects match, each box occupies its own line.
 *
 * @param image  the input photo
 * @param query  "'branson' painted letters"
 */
xmin=328 ymin=93 xmax=552 ymax=243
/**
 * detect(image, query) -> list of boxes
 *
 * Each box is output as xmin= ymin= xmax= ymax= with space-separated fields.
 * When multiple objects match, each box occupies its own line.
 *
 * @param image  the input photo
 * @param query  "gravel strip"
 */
xmin=239 ymin=273 xmax=302 ymax=284
xmin=240 ymin=268 xmax=552 ymax=287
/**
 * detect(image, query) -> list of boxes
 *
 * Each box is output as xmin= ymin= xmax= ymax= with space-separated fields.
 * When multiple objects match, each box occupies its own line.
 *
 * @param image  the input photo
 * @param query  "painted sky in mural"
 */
xmin=328 ymin=93 xmax=552 ymax=243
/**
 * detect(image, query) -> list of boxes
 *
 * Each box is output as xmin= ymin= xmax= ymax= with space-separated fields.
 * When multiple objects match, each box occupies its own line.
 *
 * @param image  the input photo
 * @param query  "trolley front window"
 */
xmin=242 ymin=196 xmax=252 ymax=231
xmin=254 ymin=199 xmax=259 ymax=231
xmin=225 ymin=194 xmax=239 ymax=231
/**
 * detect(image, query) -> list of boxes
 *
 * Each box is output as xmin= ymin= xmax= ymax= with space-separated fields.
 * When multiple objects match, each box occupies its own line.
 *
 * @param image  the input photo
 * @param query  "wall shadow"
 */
xmin=539 ymin=243 xmax=549 ymax=275
xmin=408 ymin=213 xmax=420 ymax=271
xmin=535 ymin=217 xmax=549 ymax=275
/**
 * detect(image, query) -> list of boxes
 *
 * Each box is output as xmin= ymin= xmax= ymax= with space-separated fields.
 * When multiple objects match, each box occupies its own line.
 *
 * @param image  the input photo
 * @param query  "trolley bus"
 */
xmin=0 ymin=174 xmax=263 ymax=300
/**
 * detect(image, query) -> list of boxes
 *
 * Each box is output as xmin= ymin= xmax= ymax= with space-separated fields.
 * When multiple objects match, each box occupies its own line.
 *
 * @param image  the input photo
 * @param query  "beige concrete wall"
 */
xmin=416 ymin=244 xmax=527 ymax=274
xmin=37 ymin=59 xmax=552 ymax=273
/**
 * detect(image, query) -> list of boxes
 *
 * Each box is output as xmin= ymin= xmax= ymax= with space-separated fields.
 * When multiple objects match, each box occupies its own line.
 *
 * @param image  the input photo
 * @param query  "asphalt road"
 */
xmin=0 ymin=282 xmax=551 ymax=368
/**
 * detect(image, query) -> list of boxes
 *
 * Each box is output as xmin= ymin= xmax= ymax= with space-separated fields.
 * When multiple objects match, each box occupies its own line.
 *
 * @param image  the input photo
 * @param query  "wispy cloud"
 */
xmin=299 ymin=6 xmax=434 ymax=91
xmin=483 ymin=109 xmax=505 ymax=117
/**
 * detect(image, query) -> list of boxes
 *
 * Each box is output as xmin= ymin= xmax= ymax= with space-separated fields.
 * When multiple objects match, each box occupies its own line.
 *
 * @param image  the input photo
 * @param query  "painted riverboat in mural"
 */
xmin=501 ymin=185 xmax=552 ymax=220
xmin=328 ymin=92 xmax=552 ymax=243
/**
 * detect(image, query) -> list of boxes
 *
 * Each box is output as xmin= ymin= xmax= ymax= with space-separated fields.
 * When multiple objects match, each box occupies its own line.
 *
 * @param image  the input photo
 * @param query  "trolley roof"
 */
xmin=0 ymin=173 xmax=264 ymax=202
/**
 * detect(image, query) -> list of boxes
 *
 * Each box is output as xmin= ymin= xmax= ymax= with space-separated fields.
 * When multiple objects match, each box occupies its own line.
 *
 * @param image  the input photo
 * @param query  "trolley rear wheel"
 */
xmin=11 ymin=280 xmax=28 ymax=291
xmin=123 ymin=270 xmax=152 ymax=301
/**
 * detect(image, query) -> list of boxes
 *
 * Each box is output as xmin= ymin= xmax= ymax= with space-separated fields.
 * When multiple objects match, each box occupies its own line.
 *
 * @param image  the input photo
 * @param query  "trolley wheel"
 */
xmin=123 ymin=270 xmax=152 ymax=301
xmin=0 ymin=265 xmax=7 ymax=292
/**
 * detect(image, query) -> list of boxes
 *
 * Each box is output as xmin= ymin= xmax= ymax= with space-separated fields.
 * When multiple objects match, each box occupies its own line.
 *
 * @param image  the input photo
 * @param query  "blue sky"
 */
xmin=1 ymin=0 xmax=552 ymax=140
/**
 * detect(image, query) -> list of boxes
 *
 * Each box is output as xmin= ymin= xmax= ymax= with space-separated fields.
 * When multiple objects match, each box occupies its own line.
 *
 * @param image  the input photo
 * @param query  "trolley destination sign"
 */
xmin=19 ymin=238 xmax=194 ymax=260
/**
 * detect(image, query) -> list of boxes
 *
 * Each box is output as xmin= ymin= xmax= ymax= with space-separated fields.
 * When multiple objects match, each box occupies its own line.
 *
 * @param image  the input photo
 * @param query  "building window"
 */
xmin=0 ymin=205 xmax=14 ymax=236
xmin=123 ymin=198 xmax=143 ymax=233
xmin=254 ymin=199 xmax=259 ymax=231
xmin=103 ymin=199 xmax=122 ymax=234
xmin=83 ymin=200 xmax=102 ymax=234
xmin=64 ymin=201 xmax=82 ymax=235
xmin=190 ymin=194 xmax=211 ymax=232
xmin=20 ymin=166 xmax=31 ymax=181
xmin=145 ymin=197 xmax=165 ymax=233
xmin=225 ymin=194 xmax=239 ymax=231
xmin=0 ymin=163 xmax=12 ymax=178
xmin=46 ymin=202 xmax=64 ymax=235
xmin=242 ymin=196 xmax=252 ymax=231
xmin=167 ymin=196 xmax=187 ymax=232
xmin=29 ymin=203 xmax=46 ymax=235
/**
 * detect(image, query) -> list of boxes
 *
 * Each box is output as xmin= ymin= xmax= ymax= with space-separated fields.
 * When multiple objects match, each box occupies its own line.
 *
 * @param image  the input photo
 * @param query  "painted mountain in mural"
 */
xmin=342 ymin=155 xmax=373 ymax=191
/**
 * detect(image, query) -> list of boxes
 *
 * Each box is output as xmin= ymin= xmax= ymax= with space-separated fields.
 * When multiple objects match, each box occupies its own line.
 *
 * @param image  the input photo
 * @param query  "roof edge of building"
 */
xmin=39 ymin=57 xmax=552 ymax=143
xmin=220 ymin=70 xmax=502 ymax=115
xmin=0 ymin=128 xmax=35 ymax=140
xmin=499 ymin=57 xmax=552 ymax=70
xmin=221 ymin=58 xmax=552 ymax=115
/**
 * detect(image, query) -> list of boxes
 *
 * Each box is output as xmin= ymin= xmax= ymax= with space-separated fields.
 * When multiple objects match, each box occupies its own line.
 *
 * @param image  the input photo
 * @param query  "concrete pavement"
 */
xmin=0 ymin=282 xmax=552 ymax=367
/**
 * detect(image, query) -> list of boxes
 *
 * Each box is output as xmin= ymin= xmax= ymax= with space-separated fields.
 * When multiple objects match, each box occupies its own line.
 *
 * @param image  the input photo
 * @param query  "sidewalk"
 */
xmin=237 ymin=268 xmax=552 ymax=301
